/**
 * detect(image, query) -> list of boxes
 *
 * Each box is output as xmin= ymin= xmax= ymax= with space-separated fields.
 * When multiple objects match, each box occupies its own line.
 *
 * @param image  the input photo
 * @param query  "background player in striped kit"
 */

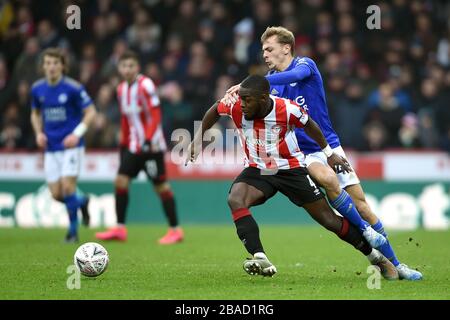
xmin=96 ymin=50 xmax=183 ymax=245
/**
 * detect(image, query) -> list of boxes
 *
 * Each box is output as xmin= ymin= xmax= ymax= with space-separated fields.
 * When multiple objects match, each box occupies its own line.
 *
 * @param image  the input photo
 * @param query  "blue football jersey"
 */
xmin=31 ymin=76 xmax=93 ymax=151
xmin=266 ymin=56 xmax=341 ymax=154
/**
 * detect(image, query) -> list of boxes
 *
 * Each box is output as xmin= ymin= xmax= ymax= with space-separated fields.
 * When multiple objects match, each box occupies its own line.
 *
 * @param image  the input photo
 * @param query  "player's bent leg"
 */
xmin=61 ymin=176 xmax=77 ymax=195
xmin=228 ymin=182 xmax=277 ymax=277
xmin=302 ymin=198 xmax=349 ymax=235
xmin=227 ymin=182 xmax=266 ymax=210
xmin=154 ymin=182 xmax=184 ymax=245
xmin=307 ymin=162 xmax=384 ymax=248
xmin=345 ymin=184 xmax=422 ymax=280
xmin=344 ymin=184 xmax=378 ymax=225
xmin=228 ymin=183 xmax=266 ymax=255
xmin=302 ymin=199 xmax=399 ymax=279
xmin=342 ymin=184 xmax=402 ymax=280
xmin=345 ymin=184 xmax=397 ymax=258
xmin=307 ymin=162 xmax=341 ymax=199
xmin=48 ymin=182 xmax=63 ymax=202
xmin=95 ymin=174 xmax=130 ymax=241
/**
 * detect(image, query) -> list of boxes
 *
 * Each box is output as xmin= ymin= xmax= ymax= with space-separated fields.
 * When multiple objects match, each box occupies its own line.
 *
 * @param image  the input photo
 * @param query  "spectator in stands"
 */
xmin=160 ymin=81 xmax=193 ymax=141
xmin=333 ymin=80 xmax=367 ymax=150
xmin=85 ymin=83 xmax=119 ymax=149
xmin=0 ymin=102 xmax=23 ymax=150
xmin=364 ymin=82 xmax=406 ymax=149
xmin=0 ymin=56 xmax=10 ymax=108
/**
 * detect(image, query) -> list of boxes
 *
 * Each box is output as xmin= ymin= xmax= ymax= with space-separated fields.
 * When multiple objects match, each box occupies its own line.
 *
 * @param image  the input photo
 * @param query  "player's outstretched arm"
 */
xmin=185 ymin=102 xmax=221 ymax=165
xmin=63 ymin=104 xmax=97 ymax=148
xmin=265 ymin=64 xmax=312 ymax=85
xmin=30 ymin=109 xmax=47 ymax=148
xmin=303 ymin=118 xmax=352 ymax=173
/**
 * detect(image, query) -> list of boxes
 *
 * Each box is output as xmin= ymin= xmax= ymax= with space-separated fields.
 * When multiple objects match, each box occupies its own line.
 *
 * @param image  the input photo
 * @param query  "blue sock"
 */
xmin=64 ymin=193 xmax=80 ymax=236
xmin=76 ymin=193 xmax=88 ymax=207
xmin=329 ymin=190 xmax=369 ymax=232
xmin=372 ymin=220 xmax=400 ymax=266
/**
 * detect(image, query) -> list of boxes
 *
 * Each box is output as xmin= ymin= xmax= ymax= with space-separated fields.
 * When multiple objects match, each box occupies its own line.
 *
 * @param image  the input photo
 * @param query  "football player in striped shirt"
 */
xmin=186 ymin=75 xmax=397 ymax=278
xmin=95 ymin=50 xmax=183 ymax=245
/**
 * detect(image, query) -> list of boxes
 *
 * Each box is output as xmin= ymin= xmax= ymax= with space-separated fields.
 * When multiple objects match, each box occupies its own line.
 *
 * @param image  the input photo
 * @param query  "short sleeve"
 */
xmin=142 ymin=78 xmax=160 ymax=107
xmin=287 ymin=100 xmax=309 ymax=128
xmin=295 ymin=57 xmax=315 ymax=74
xmin=217 ymin=101 xmax=232 ymax=116
xmin=30 ymin=86 xmax=41 ymax=109
xmin=76 ymin=85 xmax=93 ymax=109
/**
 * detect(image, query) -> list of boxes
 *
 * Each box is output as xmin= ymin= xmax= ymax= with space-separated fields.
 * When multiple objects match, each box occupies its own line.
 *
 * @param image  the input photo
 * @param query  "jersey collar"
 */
xmin=46 ymin=75 xmax=64 ymax=87
xmin=285 ymin=56 xmax=301 ymax=72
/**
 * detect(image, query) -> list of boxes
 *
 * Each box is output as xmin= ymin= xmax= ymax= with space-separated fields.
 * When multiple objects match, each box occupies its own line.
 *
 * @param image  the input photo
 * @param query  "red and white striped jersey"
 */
xmin=117 ymin=74 xmax=167 ymax=154
xmin=217 ymin=95 xmax=309 ymax=170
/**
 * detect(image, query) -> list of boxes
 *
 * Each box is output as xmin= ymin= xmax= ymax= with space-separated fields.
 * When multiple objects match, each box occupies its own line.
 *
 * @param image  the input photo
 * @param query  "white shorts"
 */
xmin=304 ymin=145 xmax=360 ymax=189
xmin=44 ymin=147 xmax=84 ymax=183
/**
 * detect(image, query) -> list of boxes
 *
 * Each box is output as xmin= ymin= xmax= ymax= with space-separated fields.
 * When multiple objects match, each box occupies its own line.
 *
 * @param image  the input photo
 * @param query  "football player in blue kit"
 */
xmin=30 ymin=48 xmax=97 ymax=243
xmin=224 ymin=27 xmax=422 ymax=280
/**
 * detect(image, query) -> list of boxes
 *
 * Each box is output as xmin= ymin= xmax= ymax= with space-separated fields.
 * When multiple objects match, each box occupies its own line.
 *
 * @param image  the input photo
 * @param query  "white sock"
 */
xmin=366 ymin=249 xmax=380 ymax=262
xmin=254 ymin=252 xmax=267 ymax=259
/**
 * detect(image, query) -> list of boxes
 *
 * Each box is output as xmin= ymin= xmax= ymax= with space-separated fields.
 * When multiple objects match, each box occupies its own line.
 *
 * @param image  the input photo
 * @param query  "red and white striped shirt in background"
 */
xmin=217 ymin=95 xmax=309 ymax=170
xmin=117 ymin=74 xmax=167 ymax=154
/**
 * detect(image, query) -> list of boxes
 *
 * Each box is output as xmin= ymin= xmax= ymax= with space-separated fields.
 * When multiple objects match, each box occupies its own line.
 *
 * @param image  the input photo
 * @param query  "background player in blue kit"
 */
xmin=224 ymin=26 xmax=422 ymax=280
xmin=30 ymin=48 xmax=97 ymax=243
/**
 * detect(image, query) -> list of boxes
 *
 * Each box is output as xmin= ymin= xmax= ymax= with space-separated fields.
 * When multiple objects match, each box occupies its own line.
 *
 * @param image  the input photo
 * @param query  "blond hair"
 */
xmin=260 ymin=26 xmax=295 ymax=55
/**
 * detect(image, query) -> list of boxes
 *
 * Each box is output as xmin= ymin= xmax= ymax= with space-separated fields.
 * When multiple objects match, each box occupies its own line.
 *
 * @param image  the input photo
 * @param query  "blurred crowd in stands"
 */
xmin=0 ymin=0 xmax=449 ymax=152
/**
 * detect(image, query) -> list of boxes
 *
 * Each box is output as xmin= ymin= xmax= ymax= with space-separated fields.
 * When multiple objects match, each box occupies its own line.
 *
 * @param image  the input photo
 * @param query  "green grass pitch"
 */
xmin=0 ymin=225 xmax=448 ymax=300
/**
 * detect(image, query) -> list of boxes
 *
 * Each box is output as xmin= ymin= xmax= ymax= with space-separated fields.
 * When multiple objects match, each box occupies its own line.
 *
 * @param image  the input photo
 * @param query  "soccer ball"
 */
xmin=74 ymin=242 xmax=109 ymax=277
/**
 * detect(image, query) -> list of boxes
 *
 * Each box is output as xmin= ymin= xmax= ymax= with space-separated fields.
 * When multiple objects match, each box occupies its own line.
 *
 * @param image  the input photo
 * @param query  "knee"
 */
xmin=61 ymin=182 xmax=75 ymax=196
xmin=115 ymin=175 xmax=129 ymax=189
xmin=50 ymin=189 xmax=62 ymax=202
xmin=318 ymin=171 xmax=340 ymax=193
xmin=227 ymin=194 xmax=246 ymax=211
xmin=154 ymin=182 xmax=170 ymax=194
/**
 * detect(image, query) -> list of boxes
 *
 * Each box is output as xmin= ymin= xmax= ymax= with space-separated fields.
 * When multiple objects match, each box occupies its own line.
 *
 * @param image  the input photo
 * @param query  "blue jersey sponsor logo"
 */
xmin=44 ymin=107 xmax=67 ymax=122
